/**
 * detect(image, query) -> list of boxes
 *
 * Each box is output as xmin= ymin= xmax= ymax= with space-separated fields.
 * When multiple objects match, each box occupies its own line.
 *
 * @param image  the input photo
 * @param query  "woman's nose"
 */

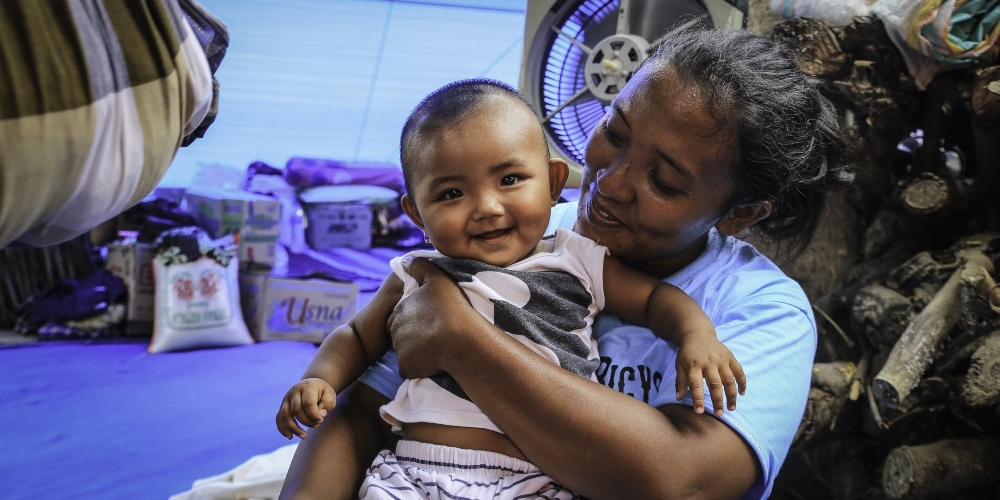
xmin=594 ymin=159 xmax=634 ymax=203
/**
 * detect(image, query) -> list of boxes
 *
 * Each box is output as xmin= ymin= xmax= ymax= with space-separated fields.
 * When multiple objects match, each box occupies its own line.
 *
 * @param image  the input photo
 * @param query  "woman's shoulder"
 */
xmin=680 ymin=230 xmax=810 ymax=313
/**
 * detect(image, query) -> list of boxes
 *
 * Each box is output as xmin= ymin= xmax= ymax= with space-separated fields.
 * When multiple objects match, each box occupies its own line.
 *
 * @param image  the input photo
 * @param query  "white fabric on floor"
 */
xmin=169 ymin=443 xmax=297 ymax=500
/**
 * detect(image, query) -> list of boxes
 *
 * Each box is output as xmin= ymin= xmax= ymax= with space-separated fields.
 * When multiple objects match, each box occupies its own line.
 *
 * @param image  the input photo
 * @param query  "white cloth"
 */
xmin=360 ymin=440 xmax=578 ymax=500
xmin=380 ymin=229 xmax=607 ymax=434
xmin=169 ymin=444 xmax=298 ymax=500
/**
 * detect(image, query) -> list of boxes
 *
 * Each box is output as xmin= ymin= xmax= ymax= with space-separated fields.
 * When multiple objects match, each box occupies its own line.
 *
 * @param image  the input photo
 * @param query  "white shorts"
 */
xmin=359 ymin=440 xmax=578 ymax=499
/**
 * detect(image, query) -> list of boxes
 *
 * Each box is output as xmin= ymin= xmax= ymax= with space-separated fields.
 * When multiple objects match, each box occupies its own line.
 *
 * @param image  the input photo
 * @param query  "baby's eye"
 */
xmin=500 ymin=175 xmax=521 ymax=186
xmin=439 ymin=189 xmax=462 ymax=200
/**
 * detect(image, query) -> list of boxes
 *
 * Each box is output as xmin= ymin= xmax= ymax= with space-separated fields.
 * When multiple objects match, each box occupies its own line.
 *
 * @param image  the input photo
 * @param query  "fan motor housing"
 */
xmin=584 ymin=33 xmax=649 ymax=101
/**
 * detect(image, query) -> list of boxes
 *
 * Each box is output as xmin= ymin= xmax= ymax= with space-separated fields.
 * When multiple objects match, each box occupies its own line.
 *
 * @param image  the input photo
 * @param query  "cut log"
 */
xmin=873 ymin=247 xmax=994 ymax=409
xmin=964 ymin=266 xmax=1000 ymax=314
xmin=961 ymin=331 xmax=1000 ymax=408
xmin=881 ymin=435 xmax=1000 ymax=499
xmin=886 ymin=251 xmax=951 ymax=295
xmin=852 ymin=284 xmax=913 ymax=348
xmin=899 ymin=172 xmax=973 ymax=216
xmin=973 ymin=123 xmax=1000 ymax=230
xmin=971 ymin=66 xmax=1000 ymax=128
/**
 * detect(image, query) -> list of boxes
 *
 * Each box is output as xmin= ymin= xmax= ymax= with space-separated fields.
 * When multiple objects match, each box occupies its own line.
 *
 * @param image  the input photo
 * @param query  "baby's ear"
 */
xmin=400 ymin=194 xmax=425 ymax=230
xmin=548 ymin=158 xmax=569 ymax=205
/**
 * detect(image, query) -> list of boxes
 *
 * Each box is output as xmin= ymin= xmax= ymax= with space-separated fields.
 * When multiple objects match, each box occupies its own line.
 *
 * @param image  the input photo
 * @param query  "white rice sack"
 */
xmin=148 ymin=227 xmax=252 ymax=353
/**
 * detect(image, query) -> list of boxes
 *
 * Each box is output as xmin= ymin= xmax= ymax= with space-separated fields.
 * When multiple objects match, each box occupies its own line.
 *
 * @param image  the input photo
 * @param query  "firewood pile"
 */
xmin=762 ymin=16 xmax=1000 ymax=500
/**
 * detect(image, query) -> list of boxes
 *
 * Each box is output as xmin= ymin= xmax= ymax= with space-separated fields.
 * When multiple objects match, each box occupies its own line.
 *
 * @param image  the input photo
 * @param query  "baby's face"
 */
xmin=404 ymin=98 xmax=559 ymax=267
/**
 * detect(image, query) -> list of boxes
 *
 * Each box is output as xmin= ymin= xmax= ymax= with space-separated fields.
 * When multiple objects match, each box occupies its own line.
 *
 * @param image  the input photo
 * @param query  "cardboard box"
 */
xmin=239 ymin=272 xmax=358 ymax=343
xmin=105 ymin=242 xmax=156 ymax=336
xmin=183 ymin=187 xmax=282 ymax=268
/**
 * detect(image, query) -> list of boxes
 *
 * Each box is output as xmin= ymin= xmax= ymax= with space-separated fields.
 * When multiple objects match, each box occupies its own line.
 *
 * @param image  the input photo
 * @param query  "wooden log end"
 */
xmin=901 ymin=175 xmax=948 ymax=214
xmin=882 ymin=446 xmax=914 ymax=499
xmin=882 ymin=436 xmax=1000 ymax=499
xmin=872 ymin=378 xmax=900 ymax=409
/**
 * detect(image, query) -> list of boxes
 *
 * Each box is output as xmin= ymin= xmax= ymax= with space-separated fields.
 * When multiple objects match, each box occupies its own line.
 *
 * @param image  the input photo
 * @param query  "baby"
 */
xmin=276 ymin=79 xmax=746 ymax=499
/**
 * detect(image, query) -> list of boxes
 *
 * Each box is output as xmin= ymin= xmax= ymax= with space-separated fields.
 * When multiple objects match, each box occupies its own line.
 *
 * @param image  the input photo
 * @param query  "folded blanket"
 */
xmin=170 ymin=444 xmax=298 ymax=500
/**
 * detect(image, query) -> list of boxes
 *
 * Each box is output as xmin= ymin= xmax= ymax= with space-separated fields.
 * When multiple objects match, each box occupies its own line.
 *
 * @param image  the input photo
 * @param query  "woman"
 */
xmin=280 ymin=28 xmax=851 ymax=500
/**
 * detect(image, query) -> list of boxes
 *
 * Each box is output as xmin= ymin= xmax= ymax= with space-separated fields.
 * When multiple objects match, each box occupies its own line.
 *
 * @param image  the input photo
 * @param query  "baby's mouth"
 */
xmin=476 ymin=228 xmax=511 ymax=240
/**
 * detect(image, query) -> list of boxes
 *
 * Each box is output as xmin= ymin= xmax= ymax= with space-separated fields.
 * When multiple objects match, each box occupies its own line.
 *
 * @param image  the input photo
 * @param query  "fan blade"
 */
xmin=543 ymin=86 xmax=591 ymax=123
xmin=550 ymin=25 xmax=592 ymax=55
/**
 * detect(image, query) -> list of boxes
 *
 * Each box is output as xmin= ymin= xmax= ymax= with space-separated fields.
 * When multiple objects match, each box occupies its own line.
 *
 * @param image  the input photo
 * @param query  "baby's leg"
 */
xmin=280 ymin=382 xmax=396 ymax=500
xmin=360 ymin=440 xmax=579 ymax=500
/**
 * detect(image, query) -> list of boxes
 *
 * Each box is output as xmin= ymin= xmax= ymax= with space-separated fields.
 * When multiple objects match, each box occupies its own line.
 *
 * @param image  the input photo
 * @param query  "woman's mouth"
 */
xmin=586 ymin=195 xmax=624 ymax=228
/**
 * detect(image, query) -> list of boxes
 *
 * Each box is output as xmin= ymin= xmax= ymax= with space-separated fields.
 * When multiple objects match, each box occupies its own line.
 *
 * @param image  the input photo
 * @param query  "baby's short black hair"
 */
xmin=399 ymin=78 xmax=546 ymax=196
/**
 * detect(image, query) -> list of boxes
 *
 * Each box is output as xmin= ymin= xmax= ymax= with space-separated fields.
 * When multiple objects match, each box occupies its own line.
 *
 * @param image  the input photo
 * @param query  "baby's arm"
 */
xmin=276 ymin=273 xmax=403 ymax=439
xmin=601 ymin=256 xmax=746 ymax=416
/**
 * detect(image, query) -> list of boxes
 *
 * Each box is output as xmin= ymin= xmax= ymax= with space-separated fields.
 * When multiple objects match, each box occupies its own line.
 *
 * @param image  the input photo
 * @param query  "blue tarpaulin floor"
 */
xmin=0 ymin=340 xmax=319 ymax=499
xmin=0 ymin=247 xmax=397 ymax=499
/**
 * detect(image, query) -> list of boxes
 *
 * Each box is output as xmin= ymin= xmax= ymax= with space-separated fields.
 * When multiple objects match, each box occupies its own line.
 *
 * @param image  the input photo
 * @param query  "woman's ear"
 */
xmin=715 ymin=201 xmax=772 ymax=236
xmin=400 ymin=194 xmax=426 ymax=231
xmin=548 ymin=158 xmax=569 ymax=205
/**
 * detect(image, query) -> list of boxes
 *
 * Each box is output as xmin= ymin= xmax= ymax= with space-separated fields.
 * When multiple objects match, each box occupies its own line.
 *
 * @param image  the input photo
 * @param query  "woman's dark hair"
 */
xmin=649 ymin=28 xmax=853 ymax=255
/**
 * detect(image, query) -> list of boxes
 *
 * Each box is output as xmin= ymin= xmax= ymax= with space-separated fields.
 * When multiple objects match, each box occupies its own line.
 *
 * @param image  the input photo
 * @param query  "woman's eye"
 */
xmin=439 ymin=189 xmax=462 ymax=200
xmin=603 ymin=119 xmax=623 ymax=145
xmin=649 ymin=170 xmax=677 ymax=195
xmin=500 ymin=175 xmax=521 ymax=186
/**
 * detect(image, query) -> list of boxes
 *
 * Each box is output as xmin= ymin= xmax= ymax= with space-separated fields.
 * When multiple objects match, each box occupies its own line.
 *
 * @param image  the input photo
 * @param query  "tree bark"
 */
xmin=961 ymin=331 xmax=1000 ymax=408
xmin=852 ymin=284 xmax=913 ymax=348
xmin=873 ymin=247 xmax=994 ymax=409
xmin=881 ymin=435 xmax=1000 ymax=499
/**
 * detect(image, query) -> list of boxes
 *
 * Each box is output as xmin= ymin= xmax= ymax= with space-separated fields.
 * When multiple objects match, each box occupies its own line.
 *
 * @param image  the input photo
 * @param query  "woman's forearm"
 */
xmin=439 ymin=318 xmax=756 ymax=499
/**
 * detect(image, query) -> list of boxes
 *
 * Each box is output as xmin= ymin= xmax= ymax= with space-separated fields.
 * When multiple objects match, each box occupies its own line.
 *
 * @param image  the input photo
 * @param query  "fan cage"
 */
xmin=541 ymin=0 xmax=618 ymax=166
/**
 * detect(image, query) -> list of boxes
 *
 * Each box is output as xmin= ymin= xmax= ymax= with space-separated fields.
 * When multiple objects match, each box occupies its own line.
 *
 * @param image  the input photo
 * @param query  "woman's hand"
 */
xmin=386 ymin=257 xmax=487 ymax=379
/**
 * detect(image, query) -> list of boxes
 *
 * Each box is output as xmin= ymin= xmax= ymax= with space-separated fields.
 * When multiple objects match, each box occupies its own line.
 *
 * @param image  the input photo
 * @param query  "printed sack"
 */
xmin=149 ymin=227 xmax=252 ymax=353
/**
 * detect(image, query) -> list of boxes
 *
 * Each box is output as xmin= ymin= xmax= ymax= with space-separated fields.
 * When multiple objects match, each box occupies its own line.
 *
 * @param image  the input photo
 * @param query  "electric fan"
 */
xmin=519 ymin=0 xmax=748 ymax=185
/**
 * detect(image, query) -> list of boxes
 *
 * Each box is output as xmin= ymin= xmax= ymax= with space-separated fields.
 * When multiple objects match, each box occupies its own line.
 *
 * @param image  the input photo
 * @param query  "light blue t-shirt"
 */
xmin=359 ymin=202 xmax=816 ymax=500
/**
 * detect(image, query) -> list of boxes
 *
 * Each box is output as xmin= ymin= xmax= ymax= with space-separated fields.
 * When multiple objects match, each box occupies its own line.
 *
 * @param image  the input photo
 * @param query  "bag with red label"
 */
xmin=148 ymin=227 xmax=252 ymax=353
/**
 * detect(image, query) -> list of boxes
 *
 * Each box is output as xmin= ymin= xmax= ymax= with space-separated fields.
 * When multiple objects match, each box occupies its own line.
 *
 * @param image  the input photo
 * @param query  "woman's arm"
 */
xmin=387 ymin=258 xmax=760 ymax=500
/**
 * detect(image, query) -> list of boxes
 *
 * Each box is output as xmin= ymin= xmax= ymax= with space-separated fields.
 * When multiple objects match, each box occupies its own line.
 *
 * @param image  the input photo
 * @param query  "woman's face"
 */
xmin=578 ymin=63 xmax=739 ymax=278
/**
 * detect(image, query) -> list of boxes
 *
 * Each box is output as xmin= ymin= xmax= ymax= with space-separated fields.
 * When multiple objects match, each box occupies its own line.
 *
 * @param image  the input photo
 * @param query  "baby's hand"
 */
xmin=674 ymin=332 xmax=746 ymax=417
xmin=276 ymin=378 xmax=337 ymax=440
